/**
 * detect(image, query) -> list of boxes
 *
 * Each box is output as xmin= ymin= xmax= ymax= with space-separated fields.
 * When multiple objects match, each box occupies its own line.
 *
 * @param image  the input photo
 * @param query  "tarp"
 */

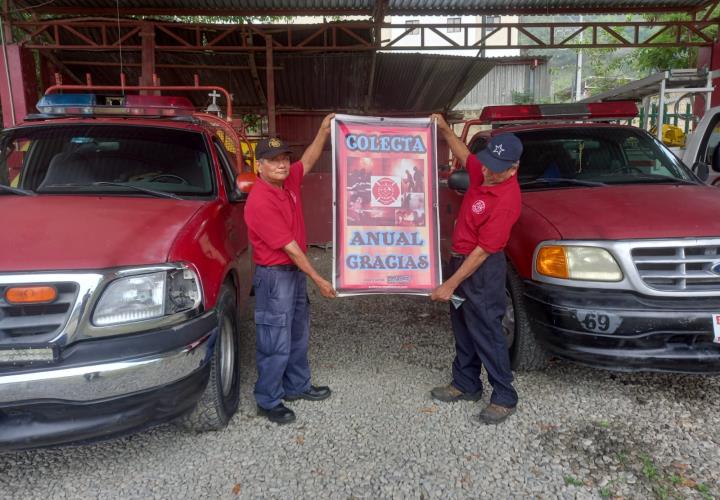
xmin=332 ymin=114 xmax=441 ymax=295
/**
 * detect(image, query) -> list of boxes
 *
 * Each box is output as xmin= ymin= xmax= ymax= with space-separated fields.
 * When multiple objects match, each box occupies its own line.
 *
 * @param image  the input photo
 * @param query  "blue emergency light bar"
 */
xmin=36 ymin=93 xmax=196 ymax=117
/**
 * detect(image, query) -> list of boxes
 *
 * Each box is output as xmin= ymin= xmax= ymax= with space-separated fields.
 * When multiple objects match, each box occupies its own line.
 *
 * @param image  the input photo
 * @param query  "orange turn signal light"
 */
xmin=536 ymin=246 xmax=569 ymax=279
xmin=5 ymin=286 xmax=57 ymax=304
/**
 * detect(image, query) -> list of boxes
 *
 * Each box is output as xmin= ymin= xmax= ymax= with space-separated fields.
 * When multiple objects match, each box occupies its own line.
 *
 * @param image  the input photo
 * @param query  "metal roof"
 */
xmin=11 ymin=0 xmax=714 ymax=16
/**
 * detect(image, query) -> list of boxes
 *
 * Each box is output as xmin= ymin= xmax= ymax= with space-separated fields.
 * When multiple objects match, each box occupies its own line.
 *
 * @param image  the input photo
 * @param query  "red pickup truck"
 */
xmin=0 ymin=92 xmax=254 ymax=450
xmin=441 ymin=102 xmax=720 ymax=373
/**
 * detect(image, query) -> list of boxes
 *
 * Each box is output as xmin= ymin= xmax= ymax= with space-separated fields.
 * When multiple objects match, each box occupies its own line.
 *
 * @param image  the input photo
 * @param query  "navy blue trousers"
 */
xmin=253 ymin=266 xmax=311 ymax=409
xmin=449 ymin=252 xmax=518 ymax=407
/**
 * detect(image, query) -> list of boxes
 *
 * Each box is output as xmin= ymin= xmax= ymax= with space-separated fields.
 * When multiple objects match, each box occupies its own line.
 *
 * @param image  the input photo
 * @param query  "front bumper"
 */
xmin=0 ymin=311 xmax=217 ymax=451
xmin=523 ymin=281 xmax=720 ymax=373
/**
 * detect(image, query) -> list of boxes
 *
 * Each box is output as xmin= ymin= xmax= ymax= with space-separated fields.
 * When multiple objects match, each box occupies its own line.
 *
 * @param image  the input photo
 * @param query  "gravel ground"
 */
xmin=1 ymin=247 xmax=719 ymax=499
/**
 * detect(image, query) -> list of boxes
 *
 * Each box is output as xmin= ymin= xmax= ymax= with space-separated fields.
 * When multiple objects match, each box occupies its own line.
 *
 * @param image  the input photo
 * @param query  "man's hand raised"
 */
xmin=320 ymin=113 xmax=335 ymax=132
xmin=301 ymin=113 xmax=336 ymax=174
xmin=430 ymin=113 xmax=451 ymax=134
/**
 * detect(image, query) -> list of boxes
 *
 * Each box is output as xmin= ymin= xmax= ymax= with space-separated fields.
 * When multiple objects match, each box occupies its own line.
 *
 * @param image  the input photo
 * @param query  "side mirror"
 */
xmin=448 ymin=169 xmax=469 ymax=192
xmin=229 ymin=172 xmax=256 ymax=202
xmin=693 ymin=161 xmax=710 ymax=182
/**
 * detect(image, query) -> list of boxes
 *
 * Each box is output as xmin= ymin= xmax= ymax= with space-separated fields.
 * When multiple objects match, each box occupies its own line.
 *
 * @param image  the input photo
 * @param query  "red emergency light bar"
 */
xmin=36 ymin=93 xmax=196 ymax=117
xmin=125 ymin=95 xmax=195 ymax=114
xmin=478 ymin=101 xmax=638 ymax=123
xmin=43 ymin=73 xmax=234 ymax=121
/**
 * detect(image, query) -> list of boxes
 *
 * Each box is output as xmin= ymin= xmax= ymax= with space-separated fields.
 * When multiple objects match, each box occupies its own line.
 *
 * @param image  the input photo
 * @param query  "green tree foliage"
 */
xmin=583 ymin=48 xmax=637 ymax=95
xmin=631 ymin=13 xmax=706 ymax=73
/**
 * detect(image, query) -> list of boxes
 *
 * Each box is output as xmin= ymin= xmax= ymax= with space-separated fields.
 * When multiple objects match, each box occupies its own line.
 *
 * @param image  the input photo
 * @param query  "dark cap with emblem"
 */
xmin=476 ymin=133 xmax=523 ymax=173
xmin=255 ymin=137 xmax=292 ymax=160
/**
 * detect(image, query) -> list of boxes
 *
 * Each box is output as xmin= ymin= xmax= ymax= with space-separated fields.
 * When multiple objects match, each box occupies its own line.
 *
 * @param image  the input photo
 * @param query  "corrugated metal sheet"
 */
xmin=52 ymin=50 xmax=494 ymax=113
xmin=12 ymin=0 xmax=710 ymax=14
xmin=274 ymin=53 xmax=371 ymax=110
xmin=12 ymin=0 xmax=373 ymax=14
xmin=373 ymin=53 xmax=494 ymax=112
xmin=454 ymin=58 xmax=550 ymax=109
xmin=386 ymin=0 xmax=707 ymax=14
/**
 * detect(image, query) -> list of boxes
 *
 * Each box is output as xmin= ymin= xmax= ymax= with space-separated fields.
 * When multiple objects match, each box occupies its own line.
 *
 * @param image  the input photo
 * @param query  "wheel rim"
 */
xmin=219 ymin=315 xmax=236 ymax=397
xmin=502 ymin=287 xmax=516 ymax=349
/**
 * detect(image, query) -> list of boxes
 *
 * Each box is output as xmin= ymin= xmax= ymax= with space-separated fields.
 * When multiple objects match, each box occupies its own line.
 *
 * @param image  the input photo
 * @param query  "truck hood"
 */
xmin=522 ymin=184 xmax=720 ymax=240
xmin=0 ymin=196 xmax=204 ymax=272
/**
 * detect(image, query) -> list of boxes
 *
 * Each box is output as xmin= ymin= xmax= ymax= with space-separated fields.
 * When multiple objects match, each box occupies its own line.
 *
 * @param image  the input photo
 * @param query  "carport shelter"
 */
xmin=2 ymin=0 xmax=720 ymax=242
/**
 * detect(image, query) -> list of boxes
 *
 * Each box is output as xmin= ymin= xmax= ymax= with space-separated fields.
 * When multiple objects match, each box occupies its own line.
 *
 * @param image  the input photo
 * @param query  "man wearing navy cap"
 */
xmin=245 ymin=114 xmax=336 ymax=425
xmin=429 ymin=114 xmax=522 ymax=425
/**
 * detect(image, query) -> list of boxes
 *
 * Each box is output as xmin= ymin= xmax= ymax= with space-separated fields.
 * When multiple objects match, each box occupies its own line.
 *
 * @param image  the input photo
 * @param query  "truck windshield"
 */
xmin=514 ymin=127 xmax=697 ymax=188
xmin=0 ymin=124 xmax=213 ymax=197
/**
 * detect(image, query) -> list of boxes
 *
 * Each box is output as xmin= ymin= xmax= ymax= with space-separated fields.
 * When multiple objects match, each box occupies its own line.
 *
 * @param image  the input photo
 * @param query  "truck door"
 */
xmin=682 ymin=107 xmax=720 ymax=185
xmin=212 ymin=138 xmax=253 ymax=304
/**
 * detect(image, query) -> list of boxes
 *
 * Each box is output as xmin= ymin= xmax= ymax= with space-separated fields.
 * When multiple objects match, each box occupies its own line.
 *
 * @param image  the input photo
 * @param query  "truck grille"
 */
xmin=631 ymin=244 xmax=720 ymax=292
xmin=0 ymin=283 xmax=78 ymax=343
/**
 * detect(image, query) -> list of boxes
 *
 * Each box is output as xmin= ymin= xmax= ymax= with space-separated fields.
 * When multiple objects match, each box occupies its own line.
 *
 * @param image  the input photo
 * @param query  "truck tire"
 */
xmin=505 ymin=265 xmax=549 ymax=371
xmin=178 ymin=284 xmax=240 ymax=432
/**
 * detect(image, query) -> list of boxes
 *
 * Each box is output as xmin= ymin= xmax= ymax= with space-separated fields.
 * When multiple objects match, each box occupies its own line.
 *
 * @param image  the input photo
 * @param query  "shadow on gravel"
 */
xmin=534 ymin=362 xmax=720 ymax=404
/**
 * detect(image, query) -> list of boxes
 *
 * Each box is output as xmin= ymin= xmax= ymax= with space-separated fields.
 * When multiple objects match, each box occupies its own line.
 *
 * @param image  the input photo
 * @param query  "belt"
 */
xmin=450 ymin=252 xmax=467 ymax=259
xmin=257 ymin=264 xmax=298 ymax=271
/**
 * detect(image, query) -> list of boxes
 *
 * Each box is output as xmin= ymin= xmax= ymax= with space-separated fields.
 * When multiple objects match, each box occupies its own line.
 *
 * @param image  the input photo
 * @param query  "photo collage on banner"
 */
xmin=332 ymin=115 xmax=441 ymax=295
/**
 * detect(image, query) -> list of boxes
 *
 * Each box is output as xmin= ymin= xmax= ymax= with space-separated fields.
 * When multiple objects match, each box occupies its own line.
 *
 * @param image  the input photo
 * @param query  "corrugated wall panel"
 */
xmin=454 ymin=61 xmax=550 ymax=109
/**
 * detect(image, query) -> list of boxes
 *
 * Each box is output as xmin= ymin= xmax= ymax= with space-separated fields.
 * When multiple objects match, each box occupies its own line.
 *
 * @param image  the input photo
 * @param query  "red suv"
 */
xmin=0 ymin=92 xmax=254 ymax=450
xmin=440 ymin=102 xmax=720 ymax=373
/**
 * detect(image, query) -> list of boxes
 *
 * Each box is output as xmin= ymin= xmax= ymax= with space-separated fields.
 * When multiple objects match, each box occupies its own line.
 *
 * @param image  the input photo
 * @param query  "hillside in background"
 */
xmin=520 ymin=14 xmax=698 ymax=102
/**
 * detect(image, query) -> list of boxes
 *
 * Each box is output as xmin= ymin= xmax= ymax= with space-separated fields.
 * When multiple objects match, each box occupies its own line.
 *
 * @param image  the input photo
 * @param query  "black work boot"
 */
xmin=284 ymin=385 xmax=332 ymax=402
xmin=430 ymin=384 xmax=482 ymax=403
xmin=257 ymin=403 xmax=296 ymax=424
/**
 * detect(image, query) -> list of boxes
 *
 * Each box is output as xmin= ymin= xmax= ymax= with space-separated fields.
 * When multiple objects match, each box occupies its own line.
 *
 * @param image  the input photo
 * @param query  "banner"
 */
xmin=332 ymin=114 xmax=441 ymax=295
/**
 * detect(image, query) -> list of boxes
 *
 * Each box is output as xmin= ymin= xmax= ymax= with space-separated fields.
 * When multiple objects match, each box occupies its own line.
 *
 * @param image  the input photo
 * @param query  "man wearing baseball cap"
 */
xmin=429 ymin=113 xmax=522 ymax=425
xmin=245 ymin=114 xmax=336 ymax=425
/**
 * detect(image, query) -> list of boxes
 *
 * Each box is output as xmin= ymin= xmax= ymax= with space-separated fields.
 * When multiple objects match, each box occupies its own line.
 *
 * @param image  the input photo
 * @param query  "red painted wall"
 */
xmin=696 ymin=39 xmax=720 ymax=117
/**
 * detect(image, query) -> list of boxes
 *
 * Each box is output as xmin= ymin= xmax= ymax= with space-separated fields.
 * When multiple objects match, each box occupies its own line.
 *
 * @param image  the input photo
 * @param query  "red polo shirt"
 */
xmin=451 ymin=154 xmax=521 ymax=255
xmin=245 ymin=161 xmax=307 ymax=265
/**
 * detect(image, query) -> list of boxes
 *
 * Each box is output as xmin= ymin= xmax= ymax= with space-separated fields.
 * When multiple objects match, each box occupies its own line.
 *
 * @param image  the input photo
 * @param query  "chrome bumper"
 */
xmin=0 ymin=334 xmax=211 ymax=404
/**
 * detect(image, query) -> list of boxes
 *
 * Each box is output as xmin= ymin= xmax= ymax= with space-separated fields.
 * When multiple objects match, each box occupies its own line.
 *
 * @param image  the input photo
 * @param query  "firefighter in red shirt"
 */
xmin=245 ymin=114 xmax=336 ymax=425
xmin=430 ymin=114 xmax=522 ymax=425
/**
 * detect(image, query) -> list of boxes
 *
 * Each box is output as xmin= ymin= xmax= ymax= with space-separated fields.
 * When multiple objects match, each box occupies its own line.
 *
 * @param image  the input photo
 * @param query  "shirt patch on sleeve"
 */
xmin=472 ymin=199 xmax=486 ymax=214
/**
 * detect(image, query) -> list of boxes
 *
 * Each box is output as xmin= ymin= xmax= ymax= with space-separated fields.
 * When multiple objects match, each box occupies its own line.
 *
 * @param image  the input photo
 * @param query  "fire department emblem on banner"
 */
xmin=331 ymin=114 xmax=441 ymax=296
xmin=371 ymin=176 xmax=402 ymax=207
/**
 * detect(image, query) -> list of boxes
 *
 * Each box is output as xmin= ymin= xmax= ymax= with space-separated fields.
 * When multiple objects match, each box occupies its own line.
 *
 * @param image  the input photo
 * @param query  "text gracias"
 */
xmin=346 ymin=231 xmax=429 ymax=270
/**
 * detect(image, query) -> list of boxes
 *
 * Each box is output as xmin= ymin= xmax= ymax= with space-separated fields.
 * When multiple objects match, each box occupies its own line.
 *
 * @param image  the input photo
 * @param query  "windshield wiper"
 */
xmin=41 ymin=182 xmax=182 ymax=200
xmin=92 ymin=182 xmax=182 ymax=200
xmin=611 ymin=176 xmax=697 ymax=185
xmin=0 ymin=184 xmax=35 ymax=196
xmin=520 ymin=178 xmax=608 ymax=188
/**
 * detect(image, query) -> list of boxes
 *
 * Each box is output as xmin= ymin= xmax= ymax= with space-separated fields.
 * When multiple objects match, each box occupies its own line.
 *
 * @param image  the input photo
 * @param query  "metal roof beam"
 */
xmin=13 ymin=19 xmax=720 ymax=52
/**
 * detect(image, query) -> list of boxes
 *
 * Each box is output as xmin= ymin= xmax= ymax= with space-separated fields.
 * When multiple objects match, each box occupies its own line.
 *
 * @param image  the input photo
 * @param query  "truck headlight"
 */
xmin=536 ymin=245 xmax=623 ymax=282
xmin=93 ymin=268 xmax=201 ymax=326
